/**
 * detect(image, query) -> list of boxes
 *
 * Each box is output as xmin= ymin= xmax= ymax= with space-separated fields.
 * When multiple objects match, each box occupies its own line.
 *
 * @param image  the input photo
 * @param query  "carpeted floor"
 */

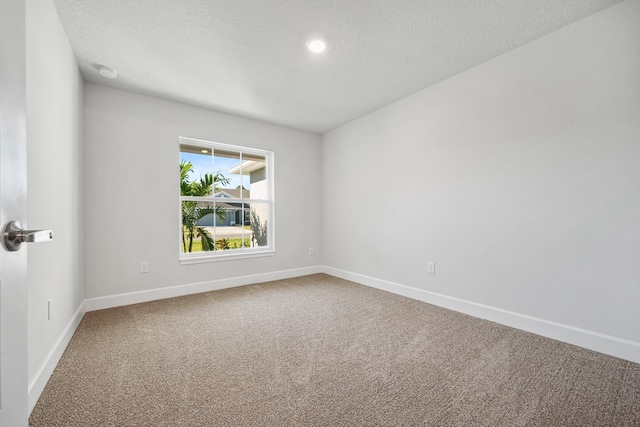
xmin=30 ymin=274 xmax=640 ymax=426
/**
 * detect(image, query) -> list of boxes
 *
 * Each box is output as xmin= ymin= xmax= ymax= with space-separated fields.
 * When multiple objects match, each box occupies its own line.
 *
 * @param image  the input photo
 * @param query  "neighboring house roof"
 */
xmin=228 ymin=160 xmax=265 ymax=175
xmin=212 ymin=202 xmax=233 ymax=210
xmin=215 ymin=188 xmax=250 ymax=199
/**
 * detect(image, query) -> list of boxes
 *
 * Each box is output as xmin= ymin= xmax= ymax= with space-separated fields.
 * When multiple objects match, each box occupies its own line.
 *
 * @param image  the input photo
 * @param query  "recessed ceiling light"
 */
xmin=99 ymin=66 xmax=118 ymax=79
xmin=306 ymin=39 xmax=327 ymax=53
xmin=201 ymin=150 xmax=209 ymax=153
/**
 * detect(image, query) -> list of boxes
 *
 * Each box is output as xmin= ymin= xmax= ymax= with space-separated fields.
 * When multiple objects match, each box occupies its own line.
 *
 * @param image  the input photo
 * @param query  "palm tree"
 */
xmin=180 ymin=160 xmax=229 ymax=252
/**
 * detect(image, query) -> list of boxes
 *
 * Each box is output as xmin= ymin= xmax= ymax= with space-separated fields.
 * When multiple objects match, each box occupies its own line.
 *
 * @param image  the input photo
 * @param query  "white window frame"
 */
xmin=179 ymin=136 xmax=275 ymax=264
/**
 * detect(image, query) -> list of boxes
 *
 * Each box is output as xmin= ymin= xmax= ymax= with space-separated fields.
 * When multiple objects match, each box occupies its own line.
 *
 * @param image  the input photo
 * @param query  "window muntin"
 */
xmin=179 ymin=137 xmax=274 ymax=262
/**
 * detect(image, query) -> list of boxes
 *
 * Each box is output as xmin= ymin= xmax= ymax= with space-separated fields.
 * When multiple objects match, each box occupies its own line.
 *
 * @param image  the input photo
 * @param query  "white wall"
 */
xmin=83 ymin=84 xmax=322 ymax=299
xmin=26 ymin=0 xmax=84 ymax=403
xmin=322 ymin=0 xmax=640 ymax=347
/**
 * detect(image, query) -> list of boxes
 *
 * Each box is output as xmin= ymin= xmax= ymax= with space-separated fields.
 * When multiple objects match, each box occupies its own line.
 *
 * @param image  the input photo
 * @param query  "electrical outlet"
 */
xmin=427 ymin=262 xmax=435 ymax=274
xmin=309 ymin=247 xmax=314 ymax=256
xmin=140 ymin=261 xmax=149 ymax=273
xmin=47 ymin=299 xmax=53 ymax=320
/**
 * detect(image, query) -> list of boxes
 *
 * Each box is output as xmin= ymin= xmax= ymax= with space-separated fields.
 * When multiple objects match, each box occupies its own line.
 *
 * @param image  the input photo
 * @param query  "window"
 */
xmin=179 ymin=137 xmax=274 ymax=263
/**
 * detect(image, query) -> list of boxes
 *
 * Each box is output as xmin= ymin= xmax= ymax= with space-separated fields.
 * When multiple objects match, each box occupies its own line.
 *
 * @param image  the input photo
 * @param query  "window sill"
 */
xmin=179 ymin=250 xmax=275 ymax=265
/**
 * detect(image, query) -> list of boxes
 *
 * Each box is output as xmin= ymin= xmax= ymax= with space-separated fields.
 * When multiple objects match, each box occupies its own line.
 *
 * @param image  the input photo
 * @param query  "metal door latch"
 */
xmin=3 ymin=221 xmax=53 ymax=251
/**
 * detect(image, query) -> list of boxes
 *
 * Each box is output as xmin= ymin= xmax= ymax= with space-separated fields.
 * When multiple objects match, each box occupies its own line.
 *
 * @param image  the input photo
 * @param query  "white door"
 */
xmin=0 ymin=0 xmax=29 ymax=425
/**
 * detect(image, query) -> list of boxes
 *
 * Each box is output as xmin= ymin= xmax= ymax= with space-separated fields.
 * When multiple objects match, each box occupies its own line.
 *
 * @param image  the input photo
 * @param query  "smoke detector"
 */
xmin=99 ymin=66 xmax=118 ymax=79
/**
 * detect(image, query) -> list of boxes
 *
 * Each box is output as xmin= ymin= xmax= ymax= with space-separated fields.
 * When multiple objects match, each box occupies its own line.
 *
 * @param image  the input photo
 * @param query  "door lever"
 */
xmin=3 ymin=221 xmax=53 ymax=251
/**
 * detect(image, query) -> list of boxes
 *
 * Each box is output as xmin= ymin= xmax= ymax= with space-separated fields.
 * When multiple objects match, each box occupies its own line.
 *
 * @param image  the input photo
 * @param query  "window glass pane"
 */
xmin=181 ymin=201 xmax=217 ymax=253
xmin=182 ymin=202 xmax=257 ymax=253
xmin=213 ymin=149 xmax=241 ymax=198
xmin=214 ymin=203 xmax=251 ymax=251
xmin=248 ymin=202 xmax=269 ymax=248
xmin=180 ymin=144 xmax=213 ymax=197
xmin=246 ymin=154 xmax=268 ymax=200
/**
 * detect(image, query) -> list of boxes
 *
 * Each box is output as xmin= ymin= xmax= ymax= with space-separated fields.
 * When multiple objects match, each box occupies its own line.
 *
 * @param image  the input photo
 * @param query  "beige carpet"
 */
xmin=30 ymin=274 xmax=640 ymax=426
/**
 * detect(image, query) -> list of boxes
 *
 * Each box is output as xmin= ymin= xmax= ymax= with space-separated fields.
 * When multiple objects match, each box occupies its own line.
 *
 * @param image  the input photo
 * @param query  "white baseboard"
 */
xmin=322 ymin=266 xmax=640 ymax=364
xmin=30 ymin=263 xmax=637 ymax=416
xmin=28 ymin=301 xmax=86 ymax=414
xmin=84 ymin=266 xmax=323 ymax=312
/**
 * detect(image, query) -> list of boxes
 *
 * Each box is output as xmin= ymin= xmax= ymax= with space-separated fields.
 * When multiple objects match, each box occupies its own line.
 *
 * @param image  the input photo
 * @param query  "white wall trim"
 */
xmin=28 ymin=301 xmax=86 ymax=414
xmin=84 ymin=266 xmax=323 ymax=312
xmin=31 ymin=263 xmax=637 ymax=417
xmin=322 ymin=266 xmax=640 ymax=364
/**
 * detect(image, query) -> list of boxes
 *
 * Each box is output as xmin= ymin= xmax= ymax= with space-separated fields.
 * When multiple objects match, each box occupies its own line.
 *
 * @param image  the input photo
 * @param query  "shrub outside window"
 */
xmin=179 ymin=137 xmax=274 ymax=263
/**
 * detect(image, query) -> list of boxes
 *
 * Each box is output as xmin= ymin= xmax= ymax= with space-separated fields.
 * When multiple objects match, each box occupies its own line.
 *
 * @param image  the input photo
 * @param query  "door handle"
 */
xmin=3 ymin=221 xmax=53 ymax=251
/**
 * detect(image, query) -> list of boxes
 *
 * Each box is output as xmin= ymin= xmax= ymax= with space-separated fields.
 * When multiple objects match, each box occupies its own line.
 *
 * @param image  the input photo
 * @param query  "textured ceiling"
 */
xmin=54 ymin=0 xmax=621 ymax=134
